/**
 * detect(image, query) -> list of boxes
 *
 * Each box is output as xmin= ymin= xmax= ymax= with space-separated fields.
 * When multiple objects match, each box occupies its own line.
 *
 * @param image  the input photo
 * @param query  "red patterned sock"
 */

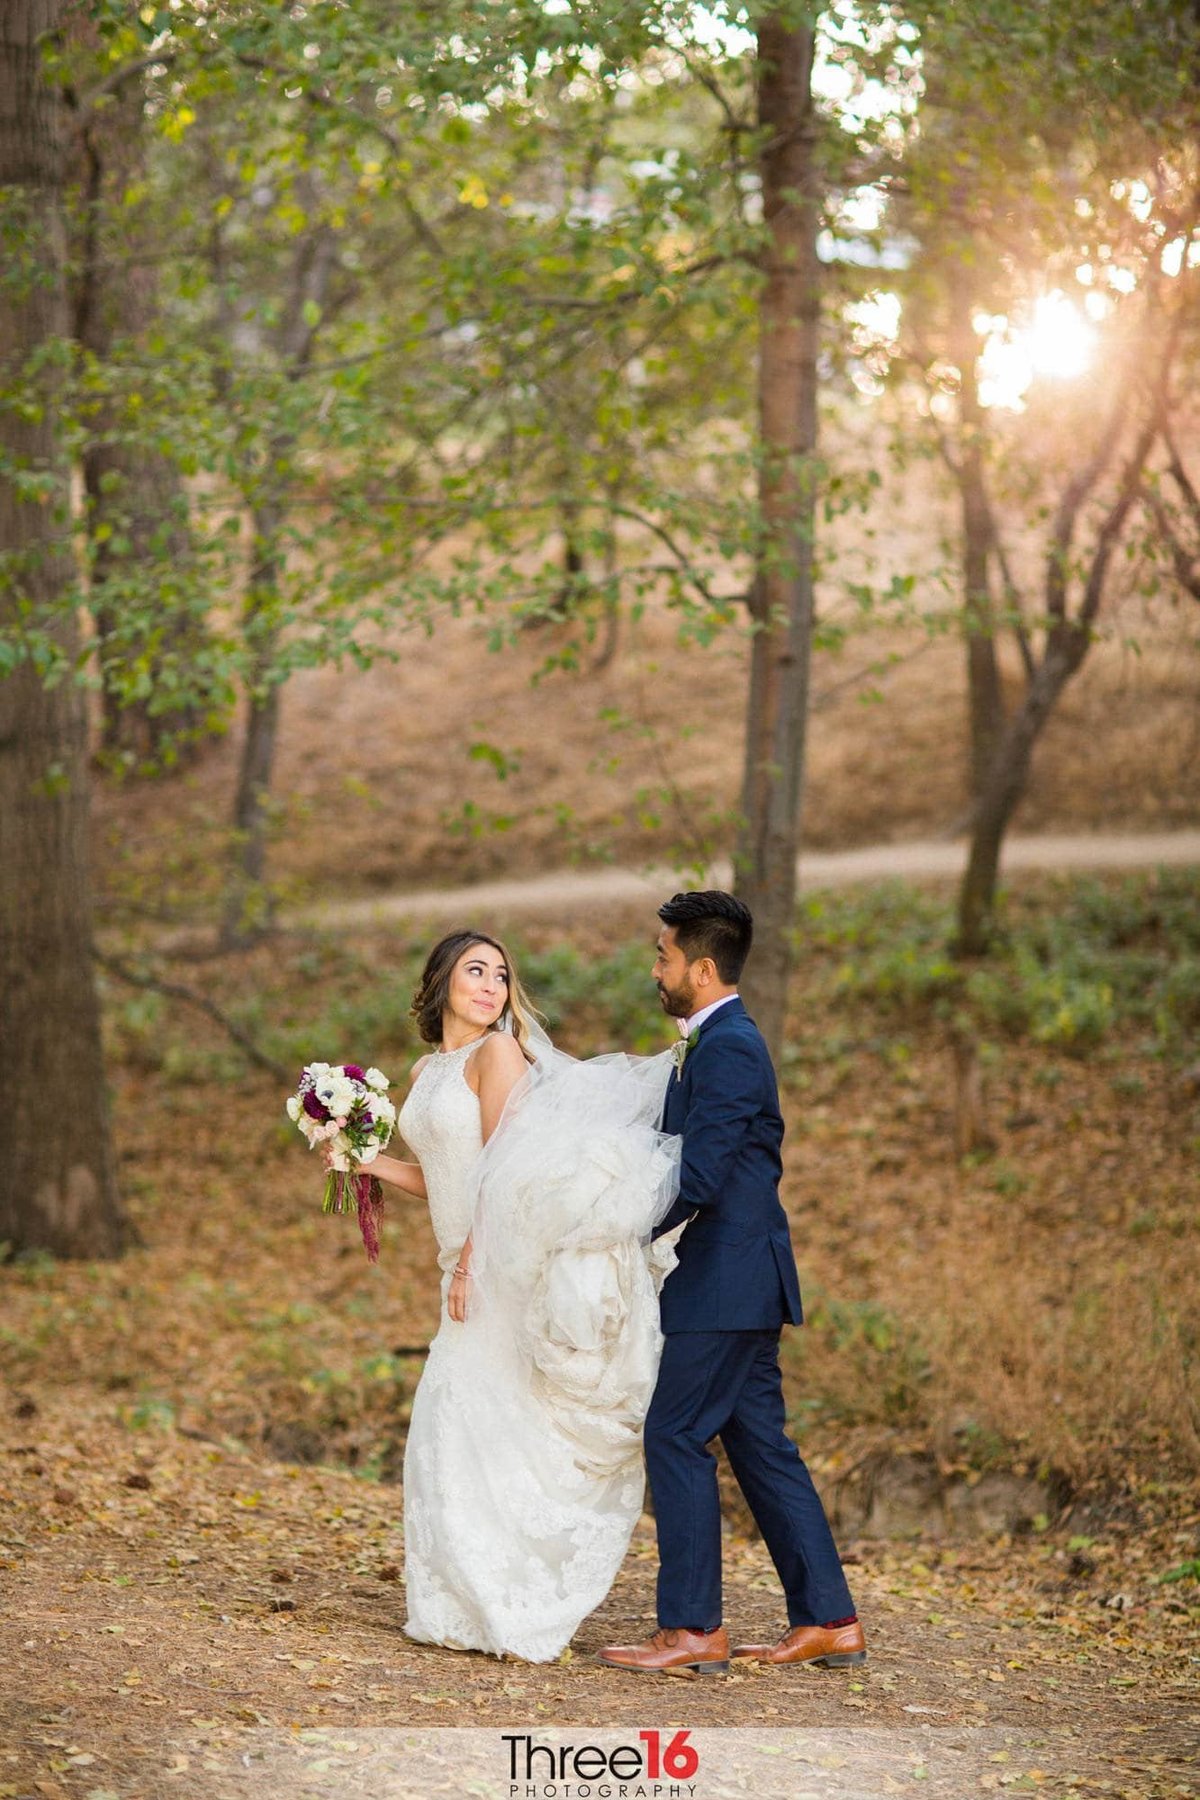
xmin=822 ymin=1614 xmax=858 ymax=1629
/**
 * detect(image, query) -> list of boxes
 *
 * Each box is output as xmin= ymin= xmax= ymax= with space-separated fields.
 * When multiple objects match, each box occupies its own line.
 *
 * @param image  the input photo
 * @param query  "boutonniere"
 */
xmin=671 ymin=1029 xmax=700 ymax=1074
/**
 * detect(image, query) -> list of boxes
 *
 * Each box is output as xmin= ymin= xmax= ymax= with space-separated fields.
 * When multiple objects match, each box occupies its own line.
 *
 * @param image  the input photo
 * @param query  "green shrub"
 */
xmin=799 ymin=870 xmax=1197 ymax=1059
xmin=787 ymin=1294 xmax=931 ymax=1426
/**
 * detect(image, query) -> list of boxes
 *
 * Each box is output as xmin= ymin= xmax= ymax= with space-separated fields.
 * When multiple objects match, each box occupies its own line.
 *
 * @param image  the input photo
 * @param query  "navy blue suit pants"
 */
xmin=644 ymin=1328 xmax=855 ymax=1631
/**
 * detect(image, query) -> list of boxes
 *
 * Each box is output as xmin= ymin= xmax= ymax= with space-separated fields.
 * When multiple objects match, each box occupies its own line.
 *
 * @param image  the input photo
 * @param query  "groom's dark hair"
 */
xmin=658 ymin=890 xmax=753 ymax=984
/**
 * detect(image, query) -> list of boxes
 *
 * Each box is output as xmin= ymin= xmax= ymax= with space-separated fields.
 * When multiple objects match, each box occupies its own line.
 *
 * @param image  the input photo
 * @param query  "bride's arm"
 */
xmin=448 ymin=1033 xmax=529 ymax=1321
xmin=321 ymin=1142 xmax=427 ymax=1197
xmin=367 ymin=1149 xmax=427 ymax=1199
xmin=322 ymin=1057 xmax=430 ymax=1197
xmin=369 ymin=1055 xmax=432 ymax=1196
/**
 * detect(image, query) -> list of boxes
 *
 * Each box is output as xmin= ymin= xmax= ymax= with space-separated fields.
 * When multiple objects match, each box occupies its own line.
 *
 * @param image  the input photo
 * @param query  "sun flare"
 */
xmin=976 ymin=291 xmax=1097 ymax=412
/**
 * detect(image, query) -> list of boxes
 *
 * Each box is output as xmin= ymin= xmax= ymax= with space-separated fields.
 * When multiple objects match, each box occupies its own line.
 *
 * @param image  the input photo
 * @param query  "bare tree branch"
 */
xmin=1071 ymin=296 xmax=1184 ymax=640
xmin=1164 ymin=422 xmax=1200 ymax=526
xmin=1074 ymin=409 xmax=1161 ymax=639
xmin=94 ymin=949 xmax=290 ymax=1082
xmin=1044 ymin=359 xmax=1140 ymax=622
xmin=991 ymin=530 xmax=1036 ymax=681
xmin=606 ymin=503 xmax=727 ymax=610
xmin=1142 ymin=480 xmax=1200 ymax=600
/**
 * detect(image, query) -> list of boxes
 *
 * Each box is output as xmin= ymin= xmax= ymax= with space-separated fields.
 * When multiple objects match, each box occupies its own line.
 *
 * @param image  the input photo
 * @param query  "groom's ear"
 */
xmin=693 ymin=955 xmax=720 ymax=989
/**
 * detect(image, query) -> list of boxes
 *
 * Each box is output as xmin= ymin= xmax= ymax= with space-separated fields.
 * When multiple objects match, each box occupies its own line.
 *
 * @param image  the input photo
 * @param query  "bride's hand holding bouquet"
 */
xmin=286 ymin=1062 xmax=397 ymax=1262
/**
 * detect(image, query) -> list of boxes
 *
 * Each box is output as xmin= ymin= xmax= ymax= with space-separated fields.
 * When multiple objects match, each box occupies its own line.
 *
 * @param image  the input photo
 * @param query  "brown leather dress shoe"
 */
xmin=597 ymin=1626 xmax=730 ymax=1674
xmin=732 ymin=1620 xmax=867 ymax=1667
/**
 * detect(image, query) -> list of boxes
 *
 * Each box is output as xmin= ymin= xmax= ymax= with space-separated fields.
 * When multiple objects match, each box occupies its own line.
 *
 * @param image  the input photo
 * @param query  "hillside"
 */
xmin=92 ymin=436 xmax=1200 ymax=913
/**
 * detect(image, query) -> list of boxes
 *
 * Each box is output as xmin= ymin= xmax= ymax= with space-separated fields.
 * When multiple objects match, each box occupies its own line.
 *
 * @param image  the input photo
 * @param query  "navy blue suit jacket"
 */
xmin=655 ymin=997 xmax=803 ymax=1334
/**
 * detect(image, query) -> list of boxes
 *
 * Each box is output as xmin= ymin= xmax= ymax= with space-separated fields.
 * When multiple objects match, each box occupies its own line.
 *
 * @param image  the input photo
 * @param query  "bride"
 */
xmin=338 ymin=928 xmax=681 ymax=1663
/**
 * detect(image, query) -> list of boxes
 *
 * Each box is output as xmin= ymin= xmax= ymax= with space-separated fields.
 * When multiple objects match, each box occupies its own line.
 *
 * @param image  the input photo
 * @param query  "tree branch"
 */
xmin=1069 ymin=299 xmax=1182 ymax=643
xmin=94 ymin=950 xmax=290 ymax=1082
xmin=1074 ymin=407 xmax=1161 ymax=639
xmin=606 ymin=503 xmax=726 ymax=610
xmin=1164 ymin=422 xmax=1200 ymax=527
xmin=675 ymin=46 xmax=752 ymax=137
xmin=1142 ymin=481 xmax=1200 ymax=600
xmin=70 ymin=53 xmax=177 ymax=116
xmin=231 ymin=54 xmax=448 ymax=259
xmin=991 ymin=529 xmax=1036 ymax=681
xmin=1044 ymin=360 xmax=1138 ymax=622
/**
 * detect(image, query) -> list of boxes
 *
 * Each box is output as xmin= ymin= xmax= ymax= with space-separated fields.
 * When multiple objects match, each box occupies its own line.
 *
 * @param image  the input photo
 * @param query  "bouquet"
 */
xmin=286 ymin=1062 xmax=397 ymax=1263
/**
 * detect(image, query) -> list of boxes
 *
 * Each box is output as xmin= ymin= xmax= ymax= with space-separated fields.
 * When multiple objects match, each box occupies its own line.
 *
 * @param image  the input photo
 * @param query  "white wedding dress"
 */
xmin=396 ymin=1035 xmax=681 ymax=1663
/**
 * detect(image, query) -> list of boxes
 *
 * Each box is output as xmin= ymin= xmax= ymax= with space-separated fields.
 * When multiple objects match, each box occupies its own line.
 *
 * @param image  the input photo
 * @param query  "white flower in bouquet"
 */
xmin=315 ymin=1075 xmax=357 ymax=1119
xmin=287 ymin=1061 xmax=396 ymax=1263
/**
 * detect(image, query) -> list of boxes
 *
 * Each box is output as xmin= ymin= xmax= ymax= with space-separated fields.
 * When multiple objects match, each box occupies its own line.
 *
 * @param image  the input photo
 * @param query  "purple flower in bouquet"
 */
xmin=286 ymin=1062 xmax=397 ymax=1261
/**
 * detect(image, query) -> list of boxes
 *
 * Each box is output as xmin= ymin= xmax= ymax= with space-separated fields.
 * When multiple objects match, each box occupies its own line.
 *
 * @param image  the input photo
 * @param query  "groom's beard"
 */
xmin=656 ymin=976 xmax=695 ymax=1019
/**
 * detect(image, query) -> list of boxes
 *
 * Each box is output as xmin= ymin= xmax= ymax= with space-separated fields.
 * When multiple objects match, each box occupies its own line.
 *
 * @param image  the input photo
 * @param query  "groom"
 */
xmin=598 ymin=890 xmax=866 ymax=1675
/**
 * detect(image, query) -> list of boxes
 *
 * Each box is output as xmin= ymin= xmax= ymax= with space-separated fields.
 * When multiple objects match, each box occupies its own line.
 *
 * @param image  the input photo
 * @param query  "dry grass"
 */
xmin=913 ymin=1206 xmax=1200 ymax=1478
xmin=777 ymin=1021 xmax=1200 ymax=1488
xmin=8 ymin=879 xmax=1197 ymax=1511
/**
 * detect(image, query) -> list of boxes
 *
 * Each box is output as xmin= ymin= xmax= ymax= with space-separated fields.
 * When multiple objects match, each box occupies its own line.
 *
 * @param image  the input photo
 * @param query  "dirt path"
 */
xmin=2 ymin=1396 xmax=1195 ymax=1800
xmin=302 ymin=830 xmax=1200 ymax=927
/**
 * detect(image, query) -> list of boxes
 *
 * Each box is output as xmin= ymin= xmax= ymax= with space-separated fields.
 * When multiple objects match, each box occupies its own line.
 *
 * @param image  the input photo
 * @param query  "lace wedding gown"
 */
xmin=396 ymin=1036 xmax=681 ymax=1663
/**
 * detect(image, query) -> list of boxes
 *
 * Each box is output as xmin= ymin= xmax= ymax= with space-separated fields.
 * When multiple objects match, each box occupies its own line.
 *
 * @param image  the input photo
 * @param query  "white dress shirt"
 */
xmin=679 ymin=993 xmax=739 ymax=1037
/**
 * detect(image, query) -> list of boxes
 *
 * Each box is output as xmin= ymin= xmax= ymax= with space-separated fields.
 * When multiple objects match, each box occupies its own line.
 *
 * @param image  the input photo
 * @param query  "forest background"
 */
xmin=0 ymin=2 xmax=1198 ymax=1795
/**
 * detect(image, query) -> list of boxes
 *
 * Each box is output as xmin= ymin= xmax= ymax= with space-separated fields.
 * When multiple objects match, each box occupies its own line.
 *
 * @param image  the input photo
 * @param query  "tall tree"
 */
xmin=733 ymin=9 xmax=820 ymax=1060
xmin=945 ymin=248 xmax=1007 ymax=803
xmin=7 ymin=2 xmax=884 ymax=1011
xmin=888 ymin=0 xmax=1200 ymax=951
xmin=0 ymin=0 xmax=126 ymax=1258
xmin=954 ymin=312 xmax=1176 ymax=953
xmin=947 ymin=0 xmax=1200 ymax=952
xmin=64 ymin=16 xmax=207 ymax=767
xmin=219 ymin=207 xmax=342 ymax=948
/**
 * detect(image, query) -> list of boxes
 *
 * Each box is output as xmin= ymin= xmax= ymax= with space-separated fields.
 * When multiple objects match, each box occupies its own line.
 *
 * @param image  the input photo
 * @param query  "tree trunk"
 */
xmin=948 ymin=272 xmax=1006 ymax=802
xmin=955 ymin=354 xmax=1164 ymax=955
xmin=590 ymin=514 xmax=621 ymax=672
xmin=956 ymin=648 xmax=1076 ymax=954
xmin=0 ymin=1 xmax=126 ymax=1258
xmin=734 ymin=14 xmax=819 ymax=1065
xmin=950 ymin=1021 xmax=993 ymax=1159
xmin=221 ymin=683 xmax=281 ymax=947
xmin=69 ymin=38 xmax=203 ymax=765
xmin=558 ymin=499 xmax=585 ymax=616
xmin=219 ymin=219 xmax=336 ymax=947
xmin=220 ymin=503 xmax=283 ymax=949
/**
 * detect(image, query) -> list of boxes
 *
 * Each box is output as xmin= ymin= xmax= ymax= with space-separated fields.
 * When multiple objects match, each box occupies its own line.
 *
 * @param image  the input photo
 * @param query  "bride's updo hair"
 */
xmin=410 ymin=928 xmax=540 ymax=1052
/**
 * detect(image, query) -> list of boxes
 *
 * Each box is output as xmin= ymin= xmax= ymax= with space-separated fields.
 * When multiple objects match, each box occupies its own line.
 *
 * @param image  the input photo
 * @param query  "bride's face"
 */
xmin=445 ymin=943 xmax=509 ymax=1035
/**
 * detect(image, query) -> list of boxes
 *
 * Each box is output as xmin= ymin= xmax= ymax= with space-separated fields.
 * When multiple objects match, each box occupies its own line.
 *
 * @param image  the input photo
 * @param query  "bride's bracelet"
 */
xmin=452 ymin=1264 xmax=472 ymax=1279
